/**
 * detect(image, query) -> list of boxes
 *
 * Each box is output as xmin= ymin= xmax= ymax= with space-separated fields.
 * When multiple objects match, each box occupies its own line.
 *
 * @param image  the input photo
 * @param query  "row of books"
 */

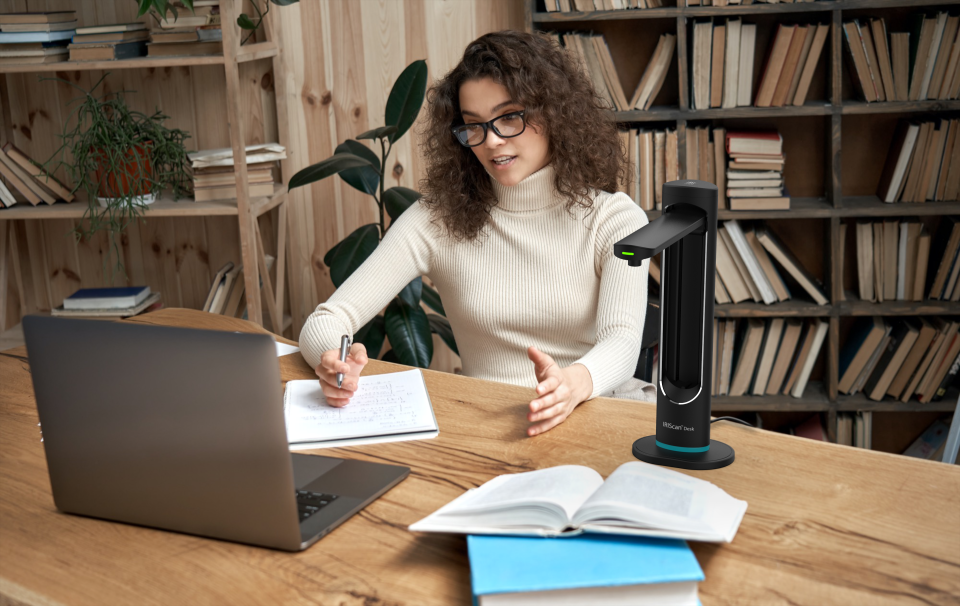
xmin=773 ymin=412 xmax=955 ymax=458
xmin=754 ymin=22 xmax=830 ymax=108
xmin=712 ymin=317 xmax=828 ymax=398
xmin=844 ymin=13 xmax=960 ymax=103
xmin=547 ymin=32 xmax=675 ymax=112
xmin=840 ymin=316 xmax=960 ymax=404
xmin=0 ymin=144 xmax=73 ymax=208
xmin=617 ymin=128 xmax=678 ymax=211
xmin=714 ymin=220 xmax=828 ymax=306
xmin=0 ymin=11 xmax=74 ymax=64
xmin=187 ymin=143 xmax=286 ymax=202
xmin=900 ymin=417 xmax=956 ymax=462
xmin=853 ymin=217 xmax=959 ymax=304
xmin=543 ymin=0 xmax=665 ymax=11
xmin=202 ymin=256 xmax=275 ymax=320
xmin=878 ymin=118 xmax=960 ymax=204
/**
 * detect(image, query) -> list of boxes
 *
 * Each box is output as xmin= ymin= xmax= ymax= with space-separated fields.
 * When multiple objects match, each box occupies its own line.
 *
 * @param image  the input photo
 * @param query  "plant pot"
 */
xmin=93 ymin=143 xmax=154 ymax=200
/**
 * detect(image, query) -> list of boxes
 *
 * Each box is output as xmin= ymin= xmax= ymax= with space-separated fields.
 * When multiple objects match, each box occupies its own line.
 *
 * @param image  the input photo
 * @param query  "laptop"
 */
xmin=22 ymin=315 xmax=410 ymax=552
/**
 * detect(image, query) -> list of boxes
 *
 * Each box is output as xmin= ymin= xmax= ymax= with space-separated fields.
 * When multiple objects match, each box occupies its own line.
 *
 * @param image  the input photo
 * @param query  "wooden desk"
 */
xmin=2 ymin=309 xmax=958 ymax=605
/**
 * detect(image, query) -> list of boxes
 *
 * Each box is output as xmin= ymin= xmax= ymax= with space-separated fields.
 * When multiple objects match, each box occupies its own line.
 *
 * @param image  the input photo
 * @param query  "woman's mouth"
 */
xmin=491 ymin=155 xmax=517 ymax=169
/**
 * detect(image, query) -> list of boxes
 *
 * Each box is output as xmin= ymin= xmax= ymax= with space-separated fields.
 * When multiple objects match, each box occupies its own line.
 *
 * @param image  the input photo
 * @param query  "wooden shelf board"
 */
xmin=685 ymin=2 xmax=836 ymax=16
xmin=838 ymin=196 xmax=960 ymax=216
xmin=615 ymin=102 xmax=832 ymax=122
xmin=719 ymin=197 xmax=833 ymax=219
xmin=839 ymin=299 xmax=960 ymax=316
xmin=841 ymin=99 xmax=960 ymax=115
xmin=712 ymin=381 xmax=830 ymax=411
xmin=251 ymin=185 xmax=288 ymax=217
xmin=715 ymin=301 xmax=831 ymax=317
xmin=533 ymin=7 xmax=680 ymax=22
xmin=236 ymin=41 xmax=279 ymax=63
xmin=840 ymin=0 xmax=960 ymax=9
xmin=836 ymin=388 xmax=959 ymax=412
xmin=0 ymin=55 xmax=225 ymax=74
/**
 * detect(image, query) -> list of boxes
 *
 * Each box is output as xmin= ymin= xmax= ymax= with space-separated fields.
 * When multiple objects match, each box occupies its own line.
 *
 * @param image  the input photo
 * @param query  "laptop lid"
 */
xmin=23 ymin=316 xmax=303 ymax=551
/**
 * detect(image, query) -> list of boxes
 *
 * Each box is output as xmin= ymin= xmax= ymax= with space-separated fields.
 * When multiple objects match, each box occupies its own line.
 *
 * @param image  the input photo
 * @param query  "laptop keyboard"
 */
xmin=296 ymin=489 xmax=339 ymax=522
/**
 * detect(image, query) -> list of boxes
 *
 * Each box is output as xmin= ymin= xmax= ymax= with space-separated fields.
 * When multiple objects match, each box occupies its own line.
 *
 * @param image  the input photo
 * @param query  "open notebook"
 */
xmin=283 ymin=369 xmax=439 ymax=450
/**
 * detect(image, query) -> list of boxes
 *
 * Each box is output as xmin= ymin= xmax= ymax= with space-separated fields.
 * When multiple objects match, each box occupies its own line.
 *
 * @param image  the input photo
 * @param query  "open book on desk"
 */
xmin=283 ymin=369 xmax=438 ymax=450
xmin=410 ymin=461 xmax=747 ymax=543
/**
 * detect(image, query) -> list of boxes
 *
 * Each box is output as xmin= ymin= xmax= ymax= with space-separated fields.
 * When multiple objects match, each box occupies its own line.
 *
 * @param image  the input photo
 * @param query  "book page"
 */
xmin=283 ymin=369 xmax=438 ymax=446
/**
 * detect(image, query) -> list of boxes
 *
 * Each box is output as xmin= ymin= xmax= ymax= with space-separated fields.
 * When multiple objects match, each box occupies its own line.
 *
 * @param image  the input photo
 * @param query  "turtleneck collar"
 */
xmin=490 ymin=164 xmax=562 ymax=213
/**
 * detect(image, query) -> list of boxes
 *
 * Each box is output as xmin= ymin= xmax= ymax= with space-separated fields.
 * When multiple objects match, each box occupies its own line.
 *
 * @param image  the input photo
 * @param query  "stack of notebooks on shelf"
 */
xmin=51 ymin=286 xmax=162 ymax=318
xmin=618 ymin=127 xmax=678 ymax=211
xmin=753 ymin=22 xmax=831 ymax=108
xmin=149 ymin=1 xmax=221 ymax=56
xmin=0 ymin=11 xmax=75 ymax=64
xmin=839 ymin=316 xmax=960 ymax=404
xmin=877 ymin=118 xmax=960 ymax=203
xmin=0 ymin=143 xmax=74 ymax=208
xmin=712 ymin=317 xmax=828 ymax=399
xmin=187 ymin=143 xmax=285 ymax=202
xmin=690 ymin=19 xmax=758 ymax=109
xmin=68 ymin=23 xmax=148 ymax=62
xmin=714 ymin=220 xmax=828 ymax=306
xmin=844 ymin=13 xmax=960 ymax=103
xmin=725 ymin=131 xmax=789 ymax=210
xmin=854 ymin=217 xmax=959 ymax=303
xmin=543 ymin=0 xmax=666 ymax=12
xmin=685 ymin=126 xmax=726 ymax=208
xmin=548 ymin=31 xmax=675 ymax=111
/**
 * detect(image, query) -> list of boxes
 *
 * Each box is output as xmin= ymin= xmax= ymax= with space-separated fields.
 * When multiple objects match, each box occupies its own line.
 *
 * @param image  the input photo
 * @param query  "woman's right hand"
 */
xmin=316 ymin=342 xmax=368 ymax=407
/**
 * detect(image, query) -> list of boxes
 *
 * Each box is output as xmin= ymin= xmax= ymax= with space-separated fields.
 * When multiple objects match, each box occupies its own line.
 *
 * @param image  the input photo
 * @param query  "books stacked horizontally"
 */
xmin=0 ymin=143 xmax=74 ymax=208
xmin=754 ymin=22 xmax=831 ymax=107
xmin=854 ymin=217 xmax=958 ymax=303
xmin=617 ymin=127 xmax=678 ymax=211
xmin=839 ymin=316 xmax=960 ymax=404
xmin=550 ymin=31 xmax=675 ymax=111
xmin=187 ymin=143 xmax=285 ymax=202
xmin=149 ymin=1 xmax=221 ymax=57
xmin=543 ymin=0 xmax=666 ymax=12
xmin=685 ymin=126 xmax=727 ymax=208
xmin=715 ymin=220 xmax=828 ymax=306
xmin=844 ymin=13 xmax=960 ymax=103
xmin=713 ymin=317 xmax=828 ymax=399
xmin=877 ymin=118 xmax=959 ymax=203
xmin=51 ymin=286 xmax=162 ymax=318
xmin=726 ymin=131 xmax=789 ymax=210
xmin=68 ymin=23 xmax=147 ymax=62
xmin=0 ymin=11 xmax=75 ymax=65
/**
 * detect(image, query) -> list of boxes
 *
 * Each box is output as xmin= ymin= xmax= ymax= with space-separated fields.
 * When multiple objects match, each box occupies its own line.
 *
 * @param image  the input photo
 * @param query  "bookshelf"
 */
xmin=526 ymin=0 xmax=960 ymax=449
xmin=0 ymin=1 xmax=288 ymax=331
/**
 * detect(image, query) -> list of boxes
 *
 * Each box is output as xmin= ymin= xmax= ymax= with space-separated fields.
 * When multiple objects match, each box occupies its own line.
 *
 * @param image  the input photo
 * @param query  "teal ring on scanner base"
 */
xmin=656 ymin=440 xmax=710 ymax=453
xmin=633 ymin=436 xmax=735 ymax=471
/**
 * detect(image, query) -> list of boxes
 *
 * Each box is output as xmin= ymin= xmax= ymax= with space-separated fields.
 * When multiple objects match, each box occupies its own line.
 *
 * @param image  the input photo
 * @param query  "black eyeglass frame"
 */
xmin=451 ymin=110 xmax=526 ymax=148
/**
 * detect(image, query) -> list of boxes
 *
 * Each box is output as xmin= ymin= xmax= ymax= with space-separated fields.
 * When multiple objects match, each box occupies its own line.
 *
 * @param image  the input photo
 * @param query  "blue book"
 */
xmin=63 ymin=286 xmax=150 ymax=310
xmin=468 ymin=534 xmax=703 ymax=606
xmin=0 ymin=30 xmax=73 ymax=44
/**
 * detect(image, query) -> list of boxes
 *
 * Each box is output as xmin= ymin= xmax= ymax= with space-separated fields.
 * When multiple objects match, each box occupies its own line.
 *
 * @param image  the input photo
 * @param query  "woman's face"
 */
xmin=458 ymin=77 xmax=550 ymax=187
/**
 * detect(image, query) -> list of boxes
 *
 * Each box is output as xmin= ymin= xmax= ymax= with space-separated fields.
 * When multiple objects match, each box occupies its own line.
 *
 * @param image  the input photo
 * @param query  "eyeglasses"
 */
xmin=451 ymin=110 xmax=526 ymax=148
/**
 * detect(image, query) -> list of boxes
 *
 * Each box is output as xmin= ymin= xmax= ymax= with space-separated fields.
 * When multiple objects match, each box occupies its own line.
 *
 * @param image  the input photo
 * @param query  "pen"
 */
xmin=336 ymin=334 xmax=350 ymax=389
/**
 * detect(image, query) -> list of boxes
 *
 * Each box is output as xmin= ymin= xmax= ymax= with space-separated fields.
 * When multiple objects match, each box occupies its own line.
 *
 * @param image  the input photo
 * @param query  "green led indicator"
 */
xmin=621 ymin=252 xmax=634 ymax=256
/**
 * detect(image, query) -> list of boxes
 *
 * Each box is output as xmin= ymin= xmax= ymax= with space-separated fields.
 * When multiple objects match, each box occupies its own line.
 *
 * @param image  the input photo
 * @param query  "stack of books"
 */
xmin=877 ymin=118 xmax=959 ymax=203
xmin=618 ymin=127 xmax=678 ymax=211
xmin=839 ymin=316 xmax=960 ymax=404
xmin=0 ymin=143 xmax=74 ymax=208
xmin=854 ymin=217 xmax=959 ymax=303
xmin=754 ymin=22 xmax=831 ymax=107
xmin=725 ymin=131 xmax=789 ymax=210
xmin=844 ymin=13 xmax=960 ymax=103
xmin=543 ymin=0 xmax=666 ymax=12
xmin=52 ymin=286 xmax=162 ymax=318
xmin=68 ymin=23 xmax=148 ymax=62
xmin=148 ymin=1 xmax=221 ymax=57
xmin=187 ymin=143 xmax=286 ymax=202
xmin=0 ymin=11 xmax=74 ymax=65
xmin=550 ymin=32 xmax=675 ymax=111
xmin=713 ymin=317 xmax=828 ymax=399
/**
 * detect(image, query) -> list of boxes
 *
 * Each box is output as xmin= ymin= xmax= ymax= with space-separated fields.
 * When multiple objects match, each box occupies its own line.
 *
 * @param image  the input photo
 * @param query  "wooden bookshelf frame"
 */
xmin=527 ymin=0 xmax=960 ymax=431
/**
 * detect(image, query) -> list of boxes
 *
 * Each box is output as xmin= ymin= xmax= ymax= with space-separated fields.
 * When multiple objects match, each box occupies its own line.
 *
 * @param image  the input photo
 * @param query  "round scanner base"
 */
xmin=632 ymin=435 xmax=735 ymax=471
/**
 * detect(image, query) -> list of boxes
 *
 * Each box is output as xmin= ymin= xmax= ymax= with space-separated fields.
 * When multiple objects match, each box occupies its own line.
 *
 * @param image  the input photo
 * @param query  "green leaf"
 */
xmin=384 ymin=299 xmax=433 ymax=368
xmin=383 ymin=186 xmax=421 ymax=221
xmin=237 ymin=13 xmax=258 ymax=29
xmin=421 ymin=283 xmax=446 ymax=316
xmin=399 ymin=277 xmax=422 ymax=308
xmin=355 ymin=315 xmax=386 ymax=360
xmin=155 ymin=0 xmax=169 ymax=16
xmin=270 ymin=0 xmax=301 ymax=5
xmin=335 ymin=140 xmax=380 ymax=195
xmin=323 ymin=224 xmax=380 ymax=288
xmin=180 ymin=0 xmax=194 ymax=10
xmin=384 ymin=60 xmax=428 ymax=143
xmin=137 ymin=0 xmax=153 ymax=17
xmin=288 ymin=153 xmax=376 ymax=190
xmin=428 ymin=314 xmax=459 ymax=356
xmin=356 ymin=125 xmax=398 ymax=141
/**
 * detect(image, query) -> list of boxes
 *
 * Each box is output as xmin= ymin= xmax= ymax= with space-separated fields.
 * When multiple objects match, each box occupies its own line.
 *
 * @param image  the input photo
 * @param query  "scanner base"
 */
xmin=632 ymin=435 xmax=734 ymax=470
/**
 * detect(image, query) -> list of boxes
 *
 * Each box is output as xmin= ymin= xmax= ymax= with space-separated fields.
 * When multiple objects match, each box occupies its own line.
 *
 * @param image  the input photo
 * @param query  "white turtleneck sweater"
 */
xmin=299 ymin=165 xmax=650 ymax=399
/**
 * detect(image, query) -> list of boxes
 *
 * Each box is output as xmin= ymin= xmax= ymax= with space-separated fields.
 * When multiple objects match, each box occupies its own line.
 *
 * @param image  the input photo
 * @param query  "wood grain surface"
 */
xmin=1 ymin=309 xmax=958 ymax=606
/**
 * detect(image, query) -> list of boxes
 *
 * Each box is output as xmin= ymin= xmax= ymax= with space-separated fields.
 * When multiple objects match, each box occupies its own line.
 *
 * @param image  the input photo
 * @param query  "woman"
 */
xmin=299 ymin=30 xmax=652 ymax=437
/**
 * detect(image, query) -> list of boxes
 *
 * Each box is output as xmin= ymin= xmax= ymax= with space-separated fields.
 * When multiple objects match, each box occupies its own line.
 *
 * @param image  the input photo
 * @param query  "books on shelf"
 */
xmin=902 ymin=419 xmax=953 ymax=462
xmin=146 ymin=39 xmax=222 ymax=57
xmin=68 ymin=39 xmax=147 ymax=62
xmin=0 ymin=144 xmax=74 ymax=207
xmin=187 ymin=144 xmax=284 ymax=202
xmin=725 ymin=131 xmax=789 ymax=210
xmin=0 ymin=13 xmax=73 ymax=63
xmin=0 ymin=12 xmax=76 ymax=25
xmin=630 ymin=33 xmax=676 ymax=111
xmin=410 ymin=461 xmax=748 ymax=543
xmin=62 ymin=286 xmax=151 ymax=310
xmin=835 ymin=412 xmax=872 ymax=449
xmin=877 ymin=118 xmax=960 ymax=203
xmin=468 ymin=534 xmax=703 ymax=606
xmin=619 ymin=127 xmax=678 ymax=211
xmin=543 ymin=0 xmax=664 ymax=13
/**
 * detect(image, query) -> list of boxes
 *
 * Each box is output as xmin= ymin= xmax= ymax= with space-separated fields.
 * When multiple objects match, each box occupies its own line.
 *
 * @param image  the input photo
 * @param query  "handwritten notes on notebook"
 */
xmin=283 ymin=369 xmax=439 ymax=450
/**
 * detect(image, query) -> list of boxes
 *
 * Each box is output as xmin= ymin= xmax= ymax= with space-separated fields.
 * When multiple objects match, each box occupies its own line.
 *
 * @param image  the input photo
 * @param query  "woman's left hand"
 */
xmin=526 ymin=346 xmax=594 ymax=437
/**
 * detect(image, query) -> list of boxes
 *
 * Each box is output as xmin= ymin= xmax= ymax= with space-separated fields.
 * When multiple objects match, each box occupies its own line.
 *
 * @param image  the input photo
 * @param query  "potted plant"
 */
xmin=45 ymin=74 xmax=192 ymax=280
xmin=137 ymin=0 xmax=299 ymax=44
xmin=287 ymin=60 xmax=458 ymax=369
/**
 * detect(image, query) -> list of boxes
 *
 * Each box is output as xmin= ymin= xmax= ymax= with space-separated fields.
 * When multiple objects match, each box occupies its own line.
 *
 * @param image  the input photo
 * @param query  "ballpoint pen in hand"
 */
xmin=336 ymin=334 xmax=350 ymax=389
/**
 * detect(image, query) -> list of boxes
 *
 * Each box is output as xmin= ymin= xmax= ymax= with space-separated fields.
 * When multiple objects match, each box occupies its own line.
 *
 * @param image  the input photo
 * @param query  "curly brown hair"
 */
xmin=419 ymin=30 xmax=625 ymax=241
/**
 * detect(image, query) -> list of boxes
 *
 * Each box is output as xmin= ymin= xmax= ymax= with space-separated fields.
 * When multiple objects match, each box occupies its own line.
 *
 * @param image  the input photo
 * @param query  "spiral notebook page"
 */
xmin=283 ymin=369 xmax=439 ymax=449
